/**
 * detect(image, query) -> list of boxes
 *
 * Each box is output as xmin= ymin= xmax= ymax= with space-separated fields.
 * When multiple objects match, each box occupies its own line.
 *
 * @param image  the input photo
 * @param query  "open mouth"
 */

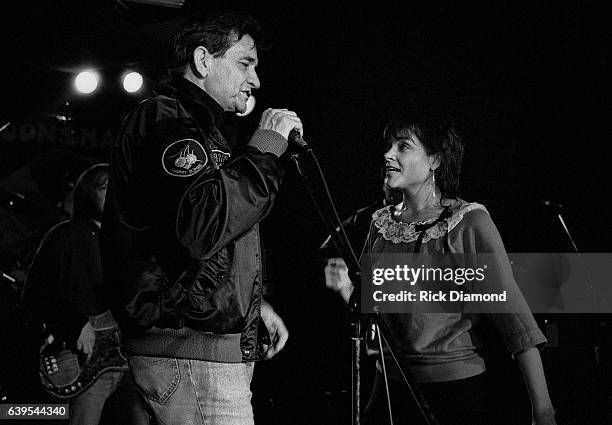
xmin=385 ymin=165 xmax=400 ymax=173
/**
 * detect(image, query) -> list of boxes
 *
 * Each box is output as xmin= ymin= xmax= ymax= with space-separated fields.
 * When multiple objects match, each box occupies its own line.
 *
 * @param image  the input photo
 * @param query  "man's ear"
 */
xmin=192 ymin=46 xmax=210 ymax=78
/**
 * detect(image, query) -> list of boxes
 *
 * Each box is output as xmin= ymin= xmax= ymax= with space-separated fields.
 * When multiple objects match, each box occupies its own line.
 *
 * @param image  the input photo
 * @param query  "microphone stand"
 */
xmin=289 ymin=147 xmax=439 ymax=425
xmin=553 ymin=209 xmax=579 ymax=254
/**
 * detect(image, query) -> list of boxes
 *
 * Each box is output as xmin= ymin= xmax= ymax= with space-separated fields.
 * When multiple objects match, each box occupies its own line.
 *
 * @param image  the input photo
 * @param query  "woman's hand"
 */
xmin=533 ymin=408 xmax=557 ymax=425
xmin=516 ymin=347 xmax=557 ymax=425
xmin=324 ymin=258 xmax=353 ymax=302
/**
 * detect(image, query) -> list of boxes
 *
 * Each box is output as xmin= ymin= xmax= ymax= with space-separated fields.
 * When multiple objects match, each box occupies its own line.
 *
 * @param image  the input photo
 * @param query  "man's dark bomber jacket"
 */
xmin=101 ymin=77 xmax=286 ymax=362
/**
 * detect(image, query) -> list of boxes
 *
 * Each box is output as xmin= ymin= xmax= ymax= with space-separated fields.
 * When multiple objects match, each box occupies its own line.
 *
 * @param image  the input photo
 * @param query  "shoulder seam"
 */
xmin=448 ymin=203 xmax=489 ymax=233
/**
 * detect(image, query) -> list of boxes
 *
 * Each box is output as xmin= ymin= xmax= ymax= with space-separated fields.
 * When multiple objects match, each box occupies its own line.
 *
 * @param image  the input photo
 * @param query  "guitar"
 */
xmin=39 ymin=327 xmax=129 ymax=399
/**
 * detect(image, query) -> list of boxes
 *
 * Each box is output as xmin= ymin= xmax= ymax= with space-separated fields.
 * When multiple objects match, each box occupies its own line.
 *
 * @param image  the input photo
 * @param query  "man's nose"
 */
xmin=248 ymin=69 xmax=260 ymax=89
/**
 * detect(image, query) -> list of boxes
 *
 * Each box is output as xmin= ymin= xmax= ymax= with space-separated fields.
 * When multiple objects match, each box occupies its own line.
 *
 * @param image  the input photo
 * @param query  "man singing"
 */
xmin=101 ymin=11 xmax=302 ymax=425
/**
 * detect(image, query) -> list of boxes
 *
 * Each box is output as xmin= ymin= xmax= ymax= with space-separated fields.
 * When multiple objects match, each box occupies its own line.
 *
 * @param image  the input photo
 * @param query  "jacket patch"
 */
xmin=162 ymin=139 xmax=208 ymax=177
xmin=211 ymin=149 xmax=231 ymax=167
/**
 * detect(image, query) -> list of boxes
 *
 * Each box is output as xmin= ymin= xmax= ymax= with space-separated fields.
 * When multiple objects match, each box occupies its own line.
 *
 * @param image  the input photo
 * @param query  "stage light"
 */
xmin=74 ymin=70 xmax=99 ymax=94
xmin=236 ymin=95 xmax=256 ymax=117
xmin=122 ymin=71 xmax=144 ymax=93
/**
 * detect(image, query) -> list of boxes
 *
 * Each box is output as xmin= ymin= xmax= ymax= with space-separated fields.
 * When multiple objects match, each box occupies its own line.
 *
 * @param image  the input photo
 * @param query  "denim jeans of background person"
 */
xmin=70 ymin=312 xmax=151 ymax=425
xmin=101 ymin=11 xmax=302 ymax=425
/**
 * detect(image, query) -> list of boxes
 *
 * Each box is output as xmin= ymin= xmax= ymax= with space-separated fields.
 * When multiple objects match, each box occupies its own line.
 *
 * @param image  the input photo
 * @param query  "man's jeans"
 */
xmin=129 ymin=355 xmax=254 ymax=425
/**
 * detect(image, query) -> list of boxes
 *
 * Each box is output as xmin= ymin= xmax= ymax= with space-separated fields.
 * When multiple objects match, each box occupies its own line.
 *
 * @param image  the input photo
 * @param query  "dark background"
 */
xmin=0 ymin=1 xmax=610 ymax=424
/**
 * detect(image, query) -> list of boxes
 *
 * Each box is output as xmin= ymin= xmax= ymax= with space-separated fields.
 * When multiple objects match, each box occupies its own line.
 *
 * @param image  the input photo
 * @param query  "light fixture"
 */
xmin=122 ymin=71 xmax=144 ymax=93
xmin=74 ymin=70 xmax=99 ymax=94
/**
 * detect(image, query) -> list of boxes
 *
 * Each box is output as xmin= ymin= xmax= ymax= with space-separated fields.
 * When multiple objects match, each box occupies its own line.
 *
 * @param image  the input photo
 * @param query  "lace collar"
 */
xmin=372 ymin=200 xmax=488 ymax=244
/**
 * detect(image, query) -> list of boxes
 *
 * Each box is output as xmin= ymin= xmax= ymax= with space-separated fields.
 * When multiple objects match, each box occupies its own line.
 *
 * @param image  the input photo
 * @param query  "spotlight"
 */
xmin=74 ymin=70 xmax=99 ymax=94
xmin=236 ymin=95 xmax=256 ymax=117
xmin=122 ymin=71 xmax=144 ymax=93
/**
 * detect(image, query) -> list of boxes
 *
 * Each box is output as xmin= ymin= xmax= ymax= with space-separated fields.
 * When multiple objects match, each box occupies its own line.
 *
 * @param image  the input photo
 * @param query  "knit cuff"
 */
xmin=248 ymin=129 xmax=288 ymax=157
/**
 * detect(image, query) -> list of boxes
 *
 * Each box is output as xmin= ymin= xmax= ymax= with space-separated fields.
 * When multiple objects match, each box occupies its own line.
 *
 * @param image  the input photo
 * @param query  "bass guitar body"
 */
xmin=39 ymin=327 xmax=128 ymax=399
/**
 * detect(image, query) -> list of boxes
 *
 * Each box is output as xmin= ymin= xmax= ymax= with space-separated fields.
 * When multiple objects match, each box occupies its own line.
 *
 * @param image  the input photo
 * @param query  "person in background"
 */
xmin=22 ymin=163 xmax=150 ymax=425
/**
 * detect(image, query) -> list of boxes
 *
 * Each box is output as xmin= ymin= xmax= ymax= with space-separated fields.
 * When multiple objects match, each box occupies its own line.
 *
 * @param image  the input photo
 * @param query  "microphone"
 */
xmin=288 ymin=128 xmax=311 ymax=153
xmin=541 ymin=199 xmax=564 ymax=209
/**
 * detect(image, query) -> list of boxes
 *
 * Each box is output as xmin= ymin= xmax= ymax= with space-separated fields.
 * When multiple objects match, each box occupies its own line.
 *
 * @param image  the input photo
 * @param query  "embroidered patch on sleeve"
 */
xmin=162 ymin=138 xmax=208 ymax=177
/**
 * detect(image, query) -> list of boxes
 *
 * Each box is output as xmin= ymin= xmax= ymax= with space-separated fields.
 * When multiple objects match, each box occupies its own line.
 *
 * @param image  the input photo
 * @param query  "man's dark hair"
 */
xmin=72 ymin=163 xmax=109 ymax=220
xmin=382 ymin=108 xmax=464 ymax=199
xmin=169 ymin=11 xmax=263 ymax=76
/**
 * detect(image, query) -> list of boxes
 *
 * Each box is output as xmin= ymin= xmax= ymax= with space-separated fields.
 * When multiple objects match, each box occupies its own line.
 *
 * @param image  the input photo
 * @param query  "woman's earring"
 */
xmin=431 ymin=169 xmax=436 ymax=199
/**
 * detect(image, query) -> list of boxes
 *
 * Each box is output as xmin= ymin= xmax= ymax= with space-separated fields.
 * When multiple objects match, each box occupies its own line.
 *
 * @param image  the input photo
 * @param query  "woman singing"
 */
xmin=325 ymin=109 xmax=557 ymax=425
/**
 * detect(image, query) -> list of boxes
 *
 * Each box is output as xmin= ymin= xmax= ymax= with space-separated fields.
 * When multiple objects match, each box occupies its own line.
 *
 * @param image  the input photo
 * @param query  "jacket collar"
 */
xmin=154 ymin=76 xmax=224 ymax=128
